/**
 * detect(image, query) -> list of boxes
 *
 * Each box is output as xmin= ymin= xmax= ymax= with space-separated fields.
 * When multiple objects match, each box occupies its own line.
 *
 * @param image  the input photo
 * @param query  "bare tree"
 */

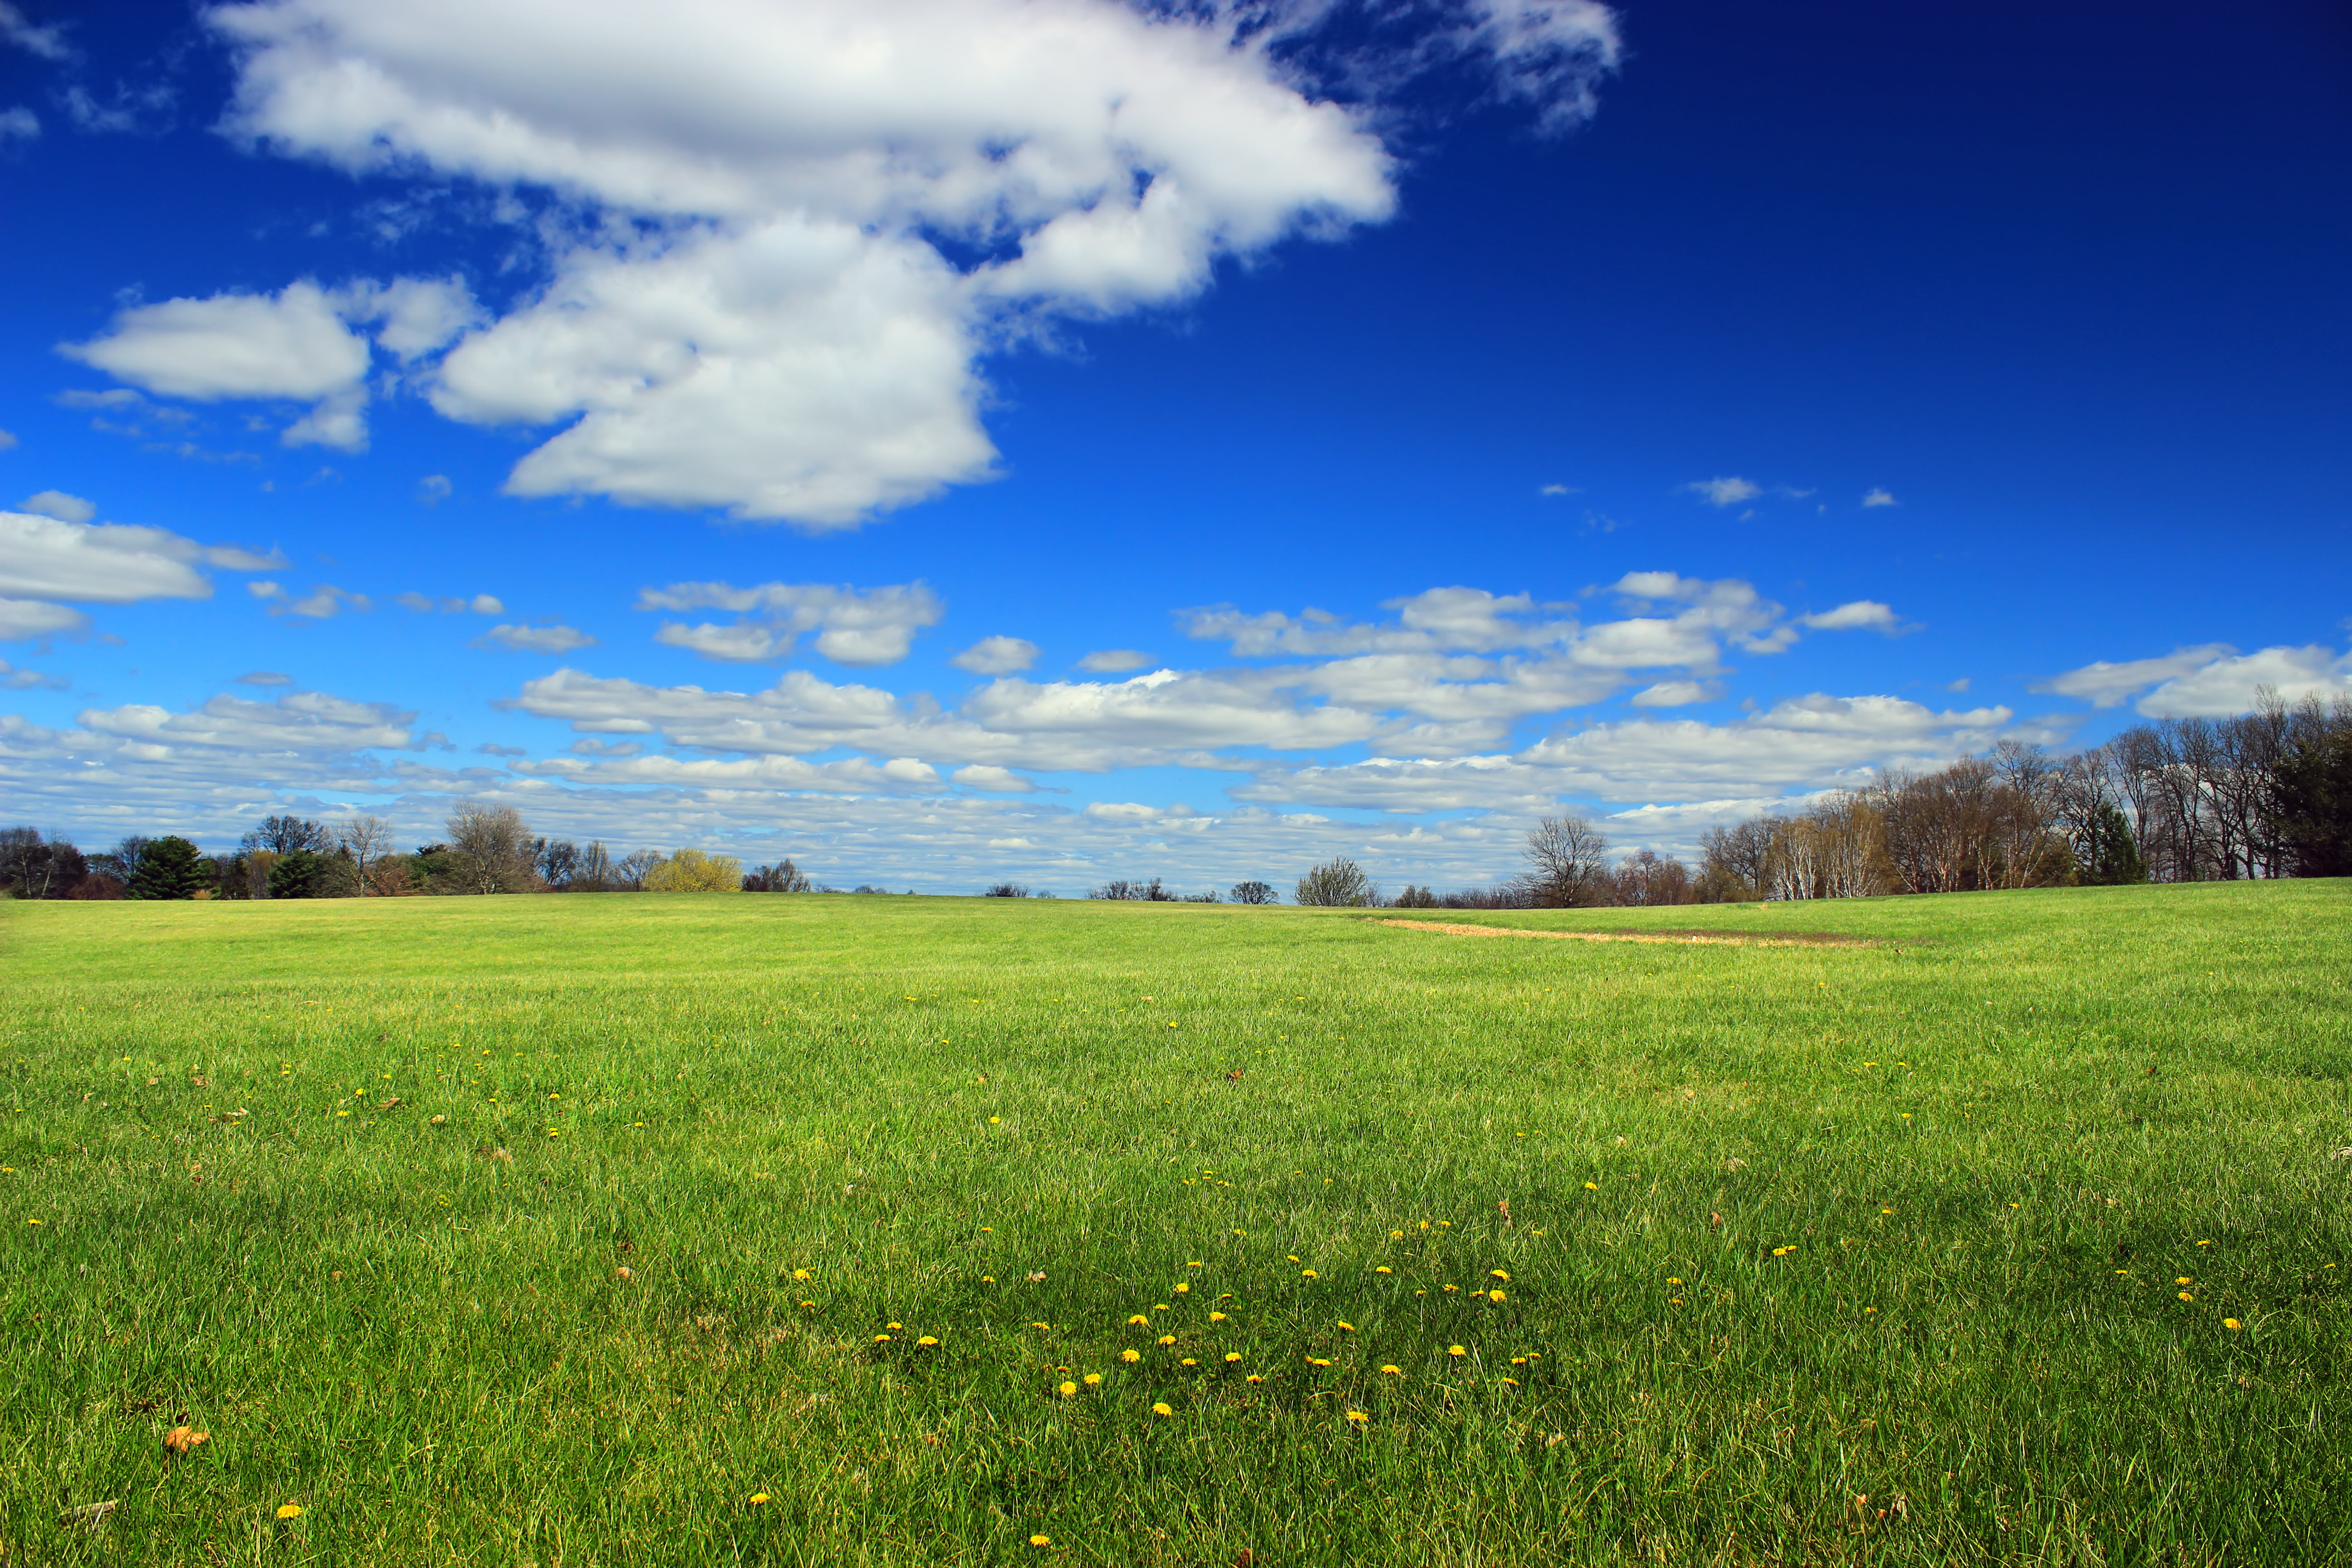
xmin=747 ymin=859 xmax=815 ymax=892
xmin=1294 ymin=858 xmax=1377 ymax=906
xmin=1523 ymin=815 xmax=1608 ymax=906
xmin=445 ymin=801 xmax=536 ymax=894
xmin=613 ymin=849 xmax=662 ymax=891
xmin=1607 ymin=851 xmax=1694 ymax=906
xmin=338 ymin=816 xmax=393 ymax=896
xmin=1696 ymin=818 xmax=1774 ymax=901
xmin=1229 ymin=880 xmax=1277 ymax=904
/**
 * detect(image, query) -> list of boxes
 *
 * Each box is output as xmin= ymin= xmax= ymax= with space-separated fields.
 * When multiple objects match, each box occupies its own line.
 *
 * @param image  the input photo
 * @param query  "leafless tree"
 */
xmin=614 ymin=850 xmax=663 ymax=891
xmin=1607 ymin=850 xmax=1694 ymax=906
xmin=1229 ymin=880 xmax=1277 ymax=904
xmin=1294 ymin=858 xmax=1377 ymax=906
xmin=445 ymin=801 xmax=536 ymax=894
xmin=1524 ymin=815 xmax=1608 ymax=906
xmin=1696 ymin=818 xmax=1775 ymax=901
xmin=338 ymin=816 xmax=393 ymax=896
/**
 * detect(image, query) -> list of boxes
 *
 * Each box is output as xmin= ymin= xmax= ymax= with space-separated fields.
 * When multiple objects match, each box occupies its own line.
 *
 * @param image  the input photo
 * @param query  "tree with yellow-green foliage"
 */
xmin=643 ymin=848 xmax=743 ymax=892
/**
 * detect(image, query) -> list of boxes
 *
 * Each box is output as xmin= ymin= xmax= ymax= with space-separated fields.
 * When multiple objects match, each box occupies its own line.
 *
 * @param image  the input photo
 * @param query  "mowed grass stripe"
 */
xmin=0 ymin=882 xmax=2347 ymax=1564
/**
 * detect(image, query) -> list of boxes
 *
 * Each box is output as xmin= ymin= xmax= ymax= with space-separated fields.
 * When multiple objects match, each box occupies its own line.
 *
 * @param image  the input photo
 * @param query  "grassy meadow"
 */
xmin=1 ymin=881 xmax=2347 ymax=1565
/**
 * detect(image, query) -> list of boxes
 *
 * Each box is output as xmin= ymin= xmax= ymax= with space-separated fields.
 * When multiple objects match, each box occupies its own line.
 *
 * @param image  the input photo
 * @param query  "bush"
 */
xmin=645 ymin=848 xmax=744 ymax=892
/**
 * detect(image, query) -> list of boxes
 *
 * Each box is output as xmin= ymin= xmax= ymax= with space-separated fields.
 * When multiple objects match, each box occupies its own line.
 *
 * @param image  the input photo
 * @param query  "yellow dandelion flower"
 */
xmin=1083 ymin=1372 xmax=1102 ymax=1386
xmin=1511 ymin=1356 xmax=1526 ymax=1365
xmin=1154 ymin=1303 xmax=1169 ymax=1311
xmin=875 ymin=1333 xmax=892 ymax=1343
xmin=799 ymin=1299 xmax=815 ymax=1308
xmin=1336 ymin=1321 xmax=1355 ymax=1332
xmin=1122 ymin=1348 xmax=1140 ymax=1363
xmin=916 ymin=1335 xmax=939 ymax=1347
xmin=1666 ymin=1277 xmax=1683 ymax=1286
xmin=1500 ymin=1376 xmax=1520 ymax=1388
xmin=1448 ymin=1344 xmax=1466 ymax=1357
xmin=2223 ymin=1318 xmax=2241 ymax=1331
xmin=2176 ymin=1277 xmax=2192 ymax=1285
xmin=1375 ymin=1265 xmax=1392 ymax=1274
xmin=981 ymin=1276 xmax=995 ymax=1284
xmin=1443 ymin=1284 xmax=1458 ymax=1293
xmin=1208 ymin=1310 xmax=1227 ymax=1322
xmin=1225 ymin=1352 xmax=1242 ymax=1363
xmin=1346 ymin=1409 xmax=1368 ymax=1424
xmin=1181 ymin=1357 xmax=1198 ymax=1367
xmin=1490 ymin=1289 xmax=1507 ymax=1303
xmin=1174 ymin=1282 xmax=1190 ymax=1294
xmin=1031 ymin=1321 xmax=1050 ymax=1330
xmin=275 ymin=1504 xmax=303 ymax=1521
xmin=1390 ymin=1229 xmax=1404 ymax=1240
xmin=1490 ymin=1269 xmax=1511 ymax=1282
xmin=1151 ymin=1402 xmax=1173 ymax=1418
xmin=1380 ymin=1364 xmax=1402 ymax=1376
xmin=2178 ymin=1291 xmax=2193 ymax=1302
xmin=793 ymin=1268 xmax=812 ymax=1280
xmin=1030 ymin=1534 xmax=1051 ymax=1547
xmin=1128 ymin=1314 xmax=1150 ymax=1326
xmin=1058 ymin=1381 xmax=1077 ymax=1398
xmin=1159 ymin=1334 xmax=1176 ymax=1346
xmin=1583 ymin=1181 xmax=1597 ymax=1191
xmin=1308 ymin=1356 xmax=1332 ymax=1367
xmin=1245 ymin=1373 xmax=1266 ymax=1384
xmin=749 ymin=1493 xmax=771 ymax=1505
xmin=1301 ymin=1269 xmax=1317 ymax=1279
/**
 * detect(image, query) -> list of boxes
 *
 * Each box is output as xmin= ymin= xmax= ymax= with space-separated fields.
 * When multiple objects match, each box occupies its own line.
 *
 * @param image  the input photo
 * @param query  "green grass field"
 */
xmin=3 ymin=882 xmax=2347 ymax=1565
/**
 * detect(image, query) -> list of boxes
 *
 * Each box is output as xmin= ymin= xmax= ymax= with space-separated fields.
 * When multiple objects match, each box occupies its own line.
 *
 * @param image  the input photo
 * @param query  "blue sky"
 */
xmin=3 ymin=0 xmax=2347 ymax=892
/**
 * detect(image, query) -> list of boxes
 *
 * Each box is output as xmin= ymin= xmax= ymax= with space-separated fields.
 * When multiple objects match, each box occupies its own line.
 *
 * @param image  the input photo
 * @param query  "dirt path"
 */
xmin=1374 ymin=918 xmax=1876 ymax=949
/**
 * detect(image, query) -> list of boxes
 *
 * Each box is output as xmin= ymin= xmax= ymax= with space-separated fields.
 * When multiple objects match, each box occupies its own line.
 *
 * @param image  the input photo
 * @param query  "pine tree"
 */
xmin=126 ymin=837 xmax=216 ymax=900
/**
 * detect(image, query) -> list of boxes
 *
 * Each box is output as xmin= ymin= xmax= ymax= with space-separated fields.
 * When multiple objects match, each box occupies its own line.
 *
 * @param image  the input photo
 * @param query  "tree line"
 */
xmin=0 ymin=802 xmax=823 ymax=901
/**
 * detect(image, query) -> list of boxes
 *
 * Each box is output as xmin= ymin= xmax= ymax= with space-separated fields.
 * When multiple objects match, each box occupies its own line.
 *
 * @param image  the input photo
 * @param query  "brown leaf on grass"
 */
xmin=377 ymin=1097 xmax=402 ymax=1111
xmin=162 ymin=1426 xmax=209 ymax=1456
xmin=1026 ymin=1271 xmax=1047 ymax=1283
xmin=1709 ymin=1211 xmax=1725 ymax=1229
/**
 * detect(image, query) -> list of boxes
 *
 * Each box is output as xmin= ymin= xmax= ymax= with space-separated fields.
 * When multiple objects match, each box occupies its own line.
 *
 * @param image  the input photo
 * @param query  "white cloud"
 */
xmin=637 ymin=580 xmax=942 ymax=665
xmin=19 ymin=490 xmax=95 ymax=524
xmin=235 ymin=670 xmax=292 ymax=685
xmin=0 ymin=598 xmax=89 ymax=640
xmin=0 ymin=510 xmax=277 ymax=605
xmin=953 ymin=636 xmax=1039 ymax=675
xmin=257 ymin=583 xmax=369 ymax=619
xmin=341 ymin=275 xmax=481 ymax=361
xmin=1685 ymin=476 xmax=1760 ymax=507
xmin=480 ymin=622 xmax=597 ymax=654
xmin=61 ymin=281 xmax=372 ymax=442
xmin=418 ymin=473 xmax=452 ymax=505
xmin=1077 ymin=648 xmax=1155 ymax=672
xmin=1800 ymin=599 xmax=1901 ymax=633
xmin=0 ymin=106 xmax=34 ymax=142
xmin=1629 ymin=680 xmax=1715 ymax=707
xmin=1862 ymin=488 xmax=1897 ymax=508
xmin=951 ymin=764 xmax=1034 ymax=792
xmin=2134 ymin=645 xmax=2352 ymax=719
xmin=2033 ymin=643 xmax=2236 ymax=708
xmin=182 ymin=0 xmax=1614 ymax=528
xmin=0 ymin=426 xmax=16 ymax=449
xmin=1539 ymin=483 xmax=1573 ymax=496
xmin=77 ymin=688 xmax=422 ymax=754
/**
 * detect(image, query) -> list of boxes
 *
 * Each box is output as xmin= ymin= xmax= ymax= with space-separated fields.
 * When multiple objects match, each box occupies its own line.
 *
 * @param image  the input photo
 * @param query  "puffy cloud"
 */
xmin=637 ymin=579 xmax=942 ymax=665
xmin=395 ymin=591 xmax=505 ymax=613
xmin=76 ymin=689 xmax=422 ymax=754
xmin=1800 ymin=600 xmax=1901 ymax=633
xmin=0 ymin=510 xmax=279 ymax=606
xmin=18 ymin=490 xmax=94 ymax=523
xmin=480 ymin=622 xmax=597 ymax=654
xmin=1629 ymin=679 xmax=1715 ymax=707
xmin=2032 ymin=643 xmax=2237 ymax=708
xmin=952 ymin=636 xmax=1040 ymax=676
xmin=0 ymin=598 xmax=89 ymax=641
xmin=1862 ymin=488 xmax=1898 ymax=508
xmin=1076 ymin=649 xmax=1155 ymax=672
xmin=183 ymin=0 xmax=1612 ymax=526
xmin=1684 ymin=476 xmax=1760 ymax=507
xmin=60 ymin=276 xmax=485 ymax=451
xmin=952 ymin=764 xmax=1035 ymax=792
xmin=2133 ymin=645 xmax=2352 ymax=719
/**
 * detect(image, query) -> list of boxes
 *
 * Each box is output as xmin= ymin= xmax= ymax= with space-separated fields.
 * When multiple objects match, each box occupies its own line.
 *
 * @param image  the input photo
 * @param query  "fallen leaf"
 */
xmin=162 ymin=1426 xmax=209 ymax=1456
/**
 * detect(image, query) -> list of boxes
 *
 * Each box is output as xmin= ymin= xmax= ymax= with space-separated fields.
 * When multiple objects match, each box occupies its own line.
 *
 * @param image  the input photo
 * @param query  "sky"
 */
xmin=2 ymin=0 xmax=2347 ymax=894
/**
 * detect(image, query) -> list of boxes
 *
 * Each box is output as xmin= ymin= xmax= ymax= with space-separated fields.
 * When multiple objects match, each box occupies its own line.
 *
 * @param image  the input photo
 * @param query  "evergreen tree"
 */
xmin=2079 ymin=803 xmax=2147 ymax=885
xmin=2273 ymin=728 xmax=2352 ymax=877
xmin=126 ymin=837 xmax=216 ymax=900
xmin=268 ymin=848 xmax=331 ymax=899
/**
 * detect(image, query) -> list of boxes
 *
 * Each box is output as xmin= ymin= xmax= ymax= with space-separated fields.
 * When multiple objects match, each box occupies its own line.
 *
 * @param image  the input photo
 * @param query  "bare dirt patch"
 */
xmin=1375 ymin=918 xmax=1876 ymax=949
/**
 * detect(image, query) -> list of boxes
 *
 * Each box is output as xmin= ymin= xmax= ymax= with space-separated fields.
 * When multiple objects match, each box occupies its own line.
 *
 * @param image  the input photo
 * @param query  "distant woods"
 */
xmin=0 ymin=802 xmax=823 ymax=901
xmin=8 ymin=693 xmax=2345 ymax=905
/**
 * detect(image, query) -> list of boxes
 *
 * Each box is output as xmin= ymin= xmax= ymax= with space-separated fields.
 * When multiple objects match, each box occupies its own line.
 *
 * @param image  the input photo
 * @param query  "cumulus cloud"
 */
xmin=2129 ymin=645 xmax=2352 ymax=719
xmin=951 ymin=764 xmax=1035 ymax=792
xmin=637 ymin=580 xmax=942 ymax=665
xmin=2032 ymin=644 xmax=2238 ymax=709
xmin=0 ymin=510 xmax=279 ymax=613
xmin=1799 ymin=600 xmax=1901 ymax=633
xmin=952 ymin=636 xmax=1040 ymax=675
xmin=0 ymin=598 xmax=89 ymax=640
xmin=18 ymin=490 xmax=95 ymax=523
xmin=60 ymin=276 xmax=483 ymax=451
xmin=1685 ymin=476 xmax=1760 ymax=508
xmin=1076 ymin=648 xmax=1155 ymax=672
xmin=167 ymin=0 xmax=1616 ymax=527
xmin=1862 ymin=488 xmax=1897 ymax=508
xmin=480 ymin=622 xmax=597 ymax=654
